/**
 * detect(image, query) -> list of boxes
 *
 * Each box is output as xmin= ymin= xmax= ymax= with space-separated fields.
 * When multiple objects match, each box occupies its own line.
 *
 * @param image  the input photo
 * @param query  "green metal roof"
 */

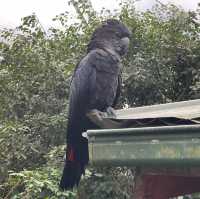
xmin=116 ymin=99 xmax=200 ymax=120
xmin=88 ymin=125 xmax=200 ymax=167
xmin=87 ymin=99 xmax=200 ymax=129
xmin=86 ymin=99 xmax=200 ymax=167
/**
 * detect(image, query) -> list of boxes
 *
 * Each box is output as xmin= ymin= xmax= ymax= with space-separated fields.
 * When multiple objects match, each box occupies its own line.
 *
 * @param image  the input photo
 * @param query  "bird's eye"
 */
xmin=121 ymin=37 xmax=130 ymax=46
xmin=115 ymin=31 xmax=121 ymax=38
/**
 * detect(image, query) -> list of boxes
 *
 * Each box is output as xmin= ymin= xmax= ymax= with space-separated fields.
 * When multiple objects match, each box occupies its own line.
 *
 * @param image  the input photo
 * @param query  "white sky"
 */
xmin=0 ymin=0 xmax=199 ymax=29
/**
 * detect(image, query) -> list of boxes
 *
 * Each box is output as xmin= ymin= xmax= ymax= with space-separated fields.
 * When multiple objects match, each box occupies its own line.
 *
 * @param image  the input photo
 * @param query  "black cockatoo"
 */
xmin=60 ymin=19 xmax=131 ymax=190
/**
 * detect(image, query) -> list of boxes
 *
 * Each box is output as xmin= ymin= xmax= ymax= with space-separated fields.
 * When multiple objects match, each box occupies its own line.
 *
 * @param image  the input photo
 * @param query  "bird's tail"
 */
xmin=59 ymin=146 xmax=84 ymax=190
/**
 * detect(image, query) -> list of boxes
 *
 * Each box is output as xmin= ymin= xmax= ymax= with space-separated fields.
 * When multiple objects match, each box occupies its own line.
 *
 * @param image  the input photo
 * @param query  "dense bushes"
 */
xmin=0 ymin=0 xmax=199 ymax=198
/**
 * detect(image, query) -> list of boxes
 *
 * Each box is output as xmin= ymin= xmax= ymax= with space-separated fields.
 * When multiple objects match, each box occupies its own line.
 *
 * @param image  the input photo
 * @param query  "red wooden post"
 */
xmin=134 ymin=170 xmax=200 ymax=199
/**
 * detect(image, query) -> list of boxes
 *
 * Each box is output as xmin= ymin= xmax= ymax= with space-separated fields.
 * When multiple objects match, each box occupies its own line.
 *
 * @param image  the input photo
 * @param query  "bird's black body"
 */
xmin=60 ymin=19 xmax=130 ymax=190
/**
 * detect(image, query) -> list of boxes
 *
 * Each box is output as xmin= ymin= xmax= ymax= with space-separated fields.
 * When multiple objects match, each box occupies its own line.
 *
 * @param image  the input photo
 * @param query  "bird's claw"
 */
xmin=106 ymin=107 xmax=117 ymax=118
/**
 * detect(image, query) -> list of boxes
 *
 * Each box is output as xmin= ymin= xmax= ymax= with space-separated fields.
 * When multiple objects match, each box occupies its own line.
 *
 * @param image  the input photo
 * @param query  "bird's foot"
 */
xmin=86 ymin=108 xmax=118 ymax=128
xmin=106 ymin=107 xmax=117 ymax=118
xmin=86 ymin=109 xmax=106 ymax=123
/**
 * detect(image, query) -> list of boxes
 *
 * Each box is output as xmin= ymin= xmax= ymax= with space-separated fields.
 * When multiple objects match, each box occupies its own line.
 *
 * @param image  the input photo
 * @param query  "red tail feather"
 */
xmin=67 ymin=146 xmax=75 ymax=161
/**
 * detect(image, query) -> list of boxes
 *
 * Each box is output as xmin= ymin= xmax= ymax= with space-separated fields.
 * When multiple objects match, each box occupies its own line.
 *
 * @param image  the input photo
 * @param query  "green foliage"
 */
xmin=4 ymin=168 xmax=76 ymax=199
xmin=0 ymin=0 xmax=200 ymax=198
xmin=0 ymin=122 xmax=43 ymax=180
xmin=78 ymin=167 xmax=135 ymax=199
xmin=0 ymin=145 xmax=73 ymax=199
xmin=121 ymin=3 xmax=200 ymax=106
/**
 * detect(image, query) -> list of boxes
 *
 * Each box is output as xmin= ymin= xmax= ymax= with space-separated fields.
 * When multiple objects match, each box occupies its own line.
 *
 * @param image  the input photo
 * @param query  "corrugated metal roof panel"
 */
xmin=116 ymin=99 xmax=200 ymax=120
xmin=87 ymin=99 xmax=200 ymax=129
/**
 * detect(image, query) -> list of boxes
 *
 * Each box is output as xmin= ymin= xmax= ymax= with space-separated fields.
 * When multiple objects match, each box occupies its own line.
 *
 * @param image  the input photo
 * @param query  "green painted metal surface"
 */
xmin=87 ymin=125 xmax=200 ymax=167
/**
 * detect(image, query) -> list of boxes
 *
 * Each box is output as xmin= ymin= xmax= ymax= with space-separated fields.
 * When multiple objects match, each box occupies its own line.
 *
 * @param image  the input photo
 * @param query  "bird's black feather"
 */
xmin=60 ymin=19 xmax=130 ymax=190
